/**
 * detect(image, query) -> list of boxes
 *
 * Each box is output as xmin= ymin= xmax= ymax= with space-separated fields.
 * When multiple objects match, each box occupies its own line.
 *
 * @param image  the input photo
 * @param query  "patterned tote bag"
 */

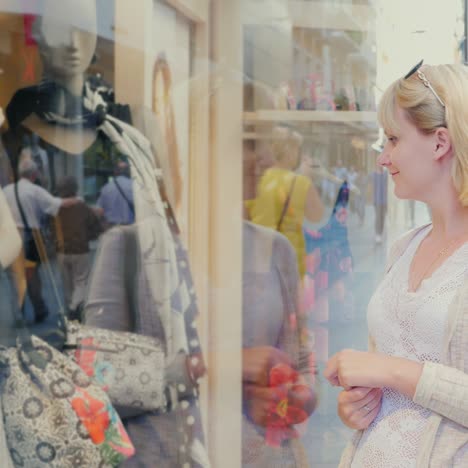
xmin=0 ymin=263 xmax=135 ymax=468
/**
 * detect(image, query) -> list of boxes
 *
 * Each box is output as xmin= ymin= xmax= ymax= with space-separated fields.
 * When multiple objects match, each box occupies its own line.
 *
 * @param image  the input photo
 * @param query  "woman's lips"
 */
xmin=390 ymin=171 xmax=399 ymax=176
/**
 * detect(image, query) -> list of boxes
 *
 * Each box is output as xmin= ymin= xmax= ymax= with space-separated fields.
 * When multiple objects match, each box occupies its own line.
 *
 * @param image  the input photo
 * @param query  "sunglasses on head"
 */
xmin=404 ymin=59 xmax=445 ymax=107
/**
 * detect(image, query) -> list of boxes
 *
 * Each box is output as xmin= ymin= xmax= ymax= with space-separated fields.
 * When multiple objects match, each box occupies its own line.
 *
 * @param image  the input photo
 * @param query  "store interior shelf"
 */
xmin=243 ymin=110 xmax=378 ymax=140
xmin=244 ymin=110 xmax=377 ymax=124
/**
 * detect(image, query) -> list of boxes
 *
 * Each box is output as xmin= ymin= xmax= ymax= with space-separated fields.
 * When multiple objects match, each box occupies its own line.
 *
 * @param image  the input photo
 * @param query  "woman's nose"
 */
xmin=377 ymin=145 xmax=391 ymax=167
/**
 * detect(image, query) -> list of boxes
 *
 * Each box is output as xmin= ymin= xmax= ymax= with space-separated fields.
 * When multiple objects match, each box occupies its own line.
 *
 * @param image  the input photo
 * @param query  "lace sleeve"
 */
xmin=414 ymin=362 xmax=468 ymax=427
xmin=413 ymin=281 xmax=468 ymax=427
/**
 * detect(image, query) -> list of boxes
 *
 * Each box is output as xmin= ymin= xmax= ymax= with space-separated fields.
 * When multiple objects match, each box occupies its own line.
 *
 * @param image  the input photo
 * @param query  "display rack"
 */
xmin=243 ymin=109 xmax=378 ymax=140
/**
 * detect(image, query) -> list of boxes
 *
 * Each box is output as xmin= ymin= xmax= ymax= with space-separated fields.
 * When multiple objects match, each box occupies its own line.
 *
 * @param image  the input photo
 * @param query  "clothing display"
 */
xmin=2 ymin=77 xmax=209 ymax=467
xmin=85 ymin=225 xmax=207 ymax=467
xmin=340 ymin=226 xmax=468 ymax=467
xmin=248 ymin=168 xmax=311 ymax=277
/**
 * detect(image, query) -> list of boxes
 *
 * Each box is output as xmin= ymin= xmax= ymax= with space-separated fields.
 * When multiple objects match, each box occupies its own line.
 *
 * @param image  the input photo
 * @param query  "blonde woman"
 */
xmin=325 ymin=61 xmax=468 ymax=466
xmin=248 ymin=126 xmax=324 ymax=277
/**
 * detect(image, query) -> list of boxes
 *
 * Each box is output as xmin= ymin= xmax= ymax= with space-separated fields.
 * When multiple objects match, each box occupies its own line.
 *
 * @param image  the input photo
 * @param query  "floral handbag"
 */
xmin=0 ymin=333 xmax=135 ymax=468
xmin=64 ymin=320 xmax=166 ymax=413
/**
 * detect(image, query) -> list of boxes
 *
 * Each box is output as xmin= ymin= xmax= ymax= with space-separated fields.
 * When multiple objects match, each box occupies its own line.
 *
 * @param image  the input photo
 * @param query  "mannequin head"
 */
xmin=34 ymin=0 xmax=97 ymax=92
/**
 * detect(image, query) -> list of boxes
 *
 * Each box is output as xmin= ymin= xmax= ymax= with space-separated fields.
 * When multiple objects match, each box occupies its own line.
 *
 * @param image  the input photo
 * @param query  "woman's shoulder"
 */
xmin=386 ymin=224 xmax=432 ymax=272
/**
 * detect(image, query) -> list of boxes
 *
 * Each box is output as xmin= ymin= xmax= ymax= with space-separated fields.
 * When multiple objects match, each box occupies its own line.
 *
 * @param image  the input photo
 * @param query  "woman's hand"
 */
xmin=243 ymin=383 xmax=313 ymax=427
xmin=243 ymin=347 xmax=292 ymax=387
xmin=325 ymin=349 xmax=424 ymax=399
xmin=324 ymin=349 xmax=392 ymax=390
xmin=243 ymin=384 xmax=282 ymax=426
xmin=337 ymin=387 xmax=383 ymax=430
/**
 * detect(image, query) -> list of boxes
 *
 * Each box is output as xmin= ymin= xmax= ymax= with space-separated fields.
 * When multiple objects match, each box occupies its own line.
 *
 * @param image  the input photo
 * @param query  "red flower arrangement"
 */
xmin=265 ymin=363 xmax=311 ymax=447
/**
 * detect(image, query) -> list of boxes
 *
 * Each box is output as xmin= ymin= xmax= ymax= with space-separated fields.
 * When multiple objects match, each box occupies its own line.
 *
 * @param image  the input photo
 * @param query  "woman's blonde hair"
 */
xmin=270 ymin=126 xmax=304 ymax=168
xmin=378 ymin=63 xmax=468 ymax=206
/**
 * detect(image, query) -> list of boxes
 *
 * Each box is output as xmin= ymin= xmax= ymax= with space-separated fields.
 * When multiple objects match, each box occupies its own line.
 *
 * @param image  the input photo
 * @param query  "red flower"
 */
xmin=71 ymin=390 xmax=110 ymax=445
xmin=265 ymin=364 xmax=309 ymax=447
xmin=269 ymin=363 xmax=299 ymax=387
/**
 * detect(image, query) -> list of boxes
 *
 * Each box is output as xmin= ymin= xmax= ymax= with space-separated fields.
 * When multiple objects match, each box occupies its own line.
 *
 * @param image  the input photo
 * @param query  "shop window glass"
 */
xmin=0 ymin=0 xmax=465 ymax=467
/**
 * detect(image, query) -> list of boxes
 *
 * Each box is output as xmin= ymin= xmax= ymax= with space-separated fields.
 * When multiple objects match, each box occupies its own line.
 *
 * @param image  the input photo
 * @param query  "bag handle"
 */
xmin=123 ymin=226 xmax=139 ymax=331
xmin=13 ymin=182 xmax=66 ymax=350
xmin=13 ymin=182 xmax=46 ymax=263
xmin=14 ymin=181 xmax=31 ymax=233
xmin=114 ymin=177 xmax=135 ymax=219
xmin=277 ymin=176 xmax=297 ymax=231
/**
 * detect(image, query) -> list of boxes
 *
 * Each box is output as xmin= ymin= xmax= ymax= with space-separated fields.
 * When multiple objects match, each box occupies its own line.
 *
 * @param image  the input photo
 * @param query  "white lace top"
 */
xmin=351 ymin=226 xmax=468 ymax=468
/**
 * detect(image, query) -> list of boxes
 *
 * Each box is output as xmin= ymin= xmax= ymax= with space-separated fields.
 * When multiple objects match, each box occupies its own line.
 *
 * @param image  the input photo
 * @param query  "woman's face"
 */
xmin=378 ymin=106 xmax=438 ymax=201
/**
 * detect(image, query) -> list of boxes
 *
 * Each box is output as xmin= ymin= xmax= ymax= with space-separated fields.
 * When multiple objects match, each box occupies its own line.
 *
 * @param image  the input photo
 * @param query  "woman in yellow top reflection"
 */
xmin=248 ymin=126 xmax=324 ymax=277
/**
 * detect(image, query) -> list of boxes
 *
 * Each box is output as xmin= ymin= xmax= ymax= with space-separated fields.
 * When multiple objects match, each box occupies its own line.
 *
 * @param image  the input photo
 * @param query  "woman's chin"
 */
xmin=393 ymin=186 xmax=412 ymax=200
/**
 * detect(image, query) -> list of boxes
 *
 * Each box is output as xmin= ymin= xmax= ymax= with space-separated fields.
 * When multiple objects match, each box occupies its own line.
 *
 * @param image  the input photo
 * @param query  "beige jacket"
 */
xmin=340 ymin=226 xmax=468 ymax=467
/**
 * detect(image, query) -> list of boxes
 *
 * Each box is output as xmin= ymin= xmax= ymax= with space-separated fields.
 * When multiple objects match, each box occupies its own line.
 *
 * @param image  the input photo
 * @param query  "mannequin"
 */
xmin=5 ymin=0 xmax=177 ymax=208
xmin=13 ymin=0 xmax=97 ymax=154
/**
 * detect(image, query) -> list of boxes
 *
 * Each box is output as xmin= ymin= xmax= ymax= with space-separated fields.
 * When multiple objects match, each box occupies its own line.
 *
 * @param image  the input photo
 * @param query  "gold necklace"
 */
xmin=409 ymin=236 xmax=466 ymax=292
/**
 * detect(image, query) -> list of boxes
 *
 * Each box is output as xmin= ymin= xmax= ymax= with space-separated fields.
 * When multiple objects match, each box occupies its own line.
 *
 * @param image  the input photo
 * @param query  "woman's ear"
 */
xmin=433 ymin=127 xmax=452 ymax=162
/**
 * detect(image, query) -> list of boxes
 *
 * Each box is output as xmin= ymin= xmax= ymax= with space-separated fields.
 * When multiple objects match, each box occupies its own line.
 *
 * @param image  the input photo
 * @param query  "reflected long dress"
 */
xmin=242 ymin=221 xmax=314 ymax=468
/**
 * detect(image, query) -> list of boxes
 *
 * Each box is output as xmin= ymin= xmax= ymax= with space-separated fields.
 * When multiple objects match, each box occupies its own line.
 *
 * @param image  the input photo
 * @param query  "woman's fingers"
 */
xmin=338 ymin=387 xmax=383 ymax=430
xmin=359 ymin=401 xmax=381 ymax=428
xmin=323 ymin=354 xmax=339 ymax=385
xmin=357 ymin=387 xmax=382 ymax=412
xmin=338 ymin=386 xmax=374 ymax=404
